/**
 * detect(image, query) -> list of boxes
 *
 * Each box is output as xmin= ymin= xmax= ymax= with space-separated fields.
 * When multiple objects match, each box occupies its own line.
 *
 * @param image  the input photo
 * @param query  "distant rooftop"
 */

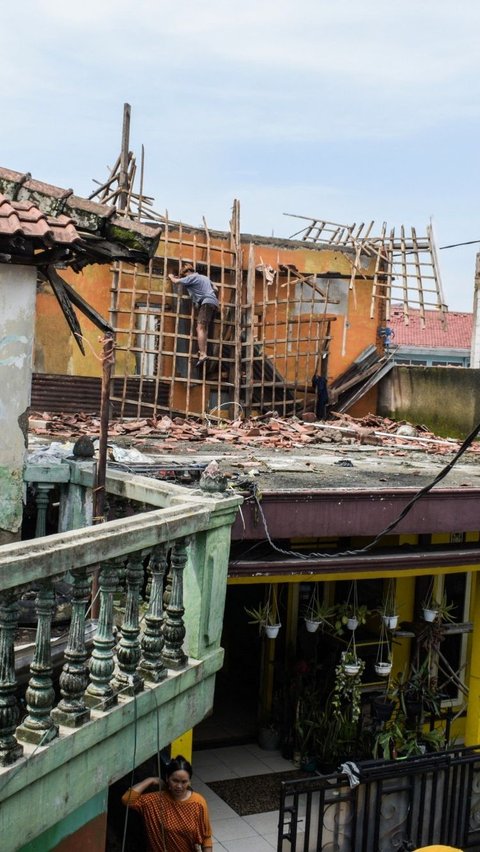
xmin=390 ymin=305 xmax=472 ymax=349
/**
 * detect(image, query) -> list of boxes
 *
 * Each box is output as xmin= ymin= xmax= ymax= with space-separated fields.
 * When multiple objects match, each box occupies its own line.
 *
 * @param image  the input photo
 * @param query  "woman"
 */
xmin=122 ymin=754 xmax=213 ymax=851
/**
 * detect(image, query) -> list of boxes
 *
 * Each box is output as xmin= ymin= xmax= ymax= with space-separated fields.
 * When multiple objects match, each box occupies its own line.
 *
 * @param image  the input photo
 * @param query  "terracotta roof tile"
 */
xmin=390 ymin=305 xmax=472 ymax=349
xmin=0 ymin=193 xmax=81 ymax=247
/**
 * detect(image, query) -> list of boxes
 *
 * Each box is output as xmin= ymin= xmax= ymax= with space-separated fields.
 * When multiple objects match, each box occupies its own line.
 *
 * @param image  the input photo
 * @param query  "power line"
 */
xmin=439 ymin=240 xmax=480 ymax=250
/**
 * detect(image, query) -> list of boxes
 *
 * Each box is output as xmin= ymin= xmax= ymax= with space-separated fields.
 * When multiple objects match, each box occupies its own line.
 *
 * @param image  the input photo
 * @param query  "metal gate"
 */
xmin=278 ymin=747 xmax=480 ymax=851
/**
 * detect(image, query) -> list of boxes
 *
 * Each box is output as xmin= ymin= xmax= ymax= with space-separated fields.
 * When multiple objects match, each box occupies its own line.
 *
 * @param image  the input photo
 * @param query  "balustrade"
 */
xmin=0 ymin=462 xmax=240 ymax=852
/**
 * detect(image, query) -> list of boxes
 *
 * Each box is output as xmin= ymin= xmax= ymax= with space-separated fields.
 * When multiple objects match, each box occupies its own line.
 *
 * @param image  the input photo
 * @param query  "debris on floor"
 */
xmin=27 ymin=410 xmax=476 ymax=456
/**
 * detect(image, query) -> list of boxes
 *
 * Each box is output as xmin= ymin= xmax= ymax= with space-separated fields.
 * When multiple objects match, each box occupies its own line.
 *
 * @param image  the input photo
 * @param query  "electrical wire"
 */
xmin=121 ymin=687 xmax=138 ymax=852
xmin=249 ymin=418 xmax=480 ymax=562
xmin=439 ymin=239 xmax=480 ymax=250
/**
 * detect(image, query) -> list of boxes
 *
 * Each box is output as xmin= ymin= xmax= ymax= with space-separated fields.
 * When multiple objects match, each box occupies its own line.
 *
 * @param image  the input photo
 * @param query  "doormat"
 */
xmin=206 ymin=770 xmax=307 ymax=816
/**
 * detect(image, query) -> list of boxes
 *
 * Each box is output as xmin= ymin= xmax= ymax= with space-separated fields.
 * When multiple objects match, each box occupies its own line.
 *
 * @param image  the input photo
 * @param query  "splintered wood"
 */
xmin=106 ymin=203 xmax=447 ymax=422
xmin=285 ymin=214 xmax=447 ymax=328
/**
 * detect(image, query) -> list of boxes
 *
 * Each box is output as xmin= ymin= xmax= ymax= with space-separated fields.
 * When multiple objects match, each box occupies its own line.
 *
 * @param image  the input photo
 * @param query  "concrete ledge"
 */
xmin=0 ymin=649 xmax=223 ymax=851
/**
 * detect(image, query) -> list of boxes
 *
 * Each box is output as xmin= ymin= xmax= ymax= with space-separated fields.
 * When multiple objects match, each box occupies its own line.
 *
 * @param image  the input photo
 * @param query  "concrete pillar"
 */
xmin=470 ymin=253 xmax=480 ymax=368
xmin=0 ymin=265 xmax=37 ymax=544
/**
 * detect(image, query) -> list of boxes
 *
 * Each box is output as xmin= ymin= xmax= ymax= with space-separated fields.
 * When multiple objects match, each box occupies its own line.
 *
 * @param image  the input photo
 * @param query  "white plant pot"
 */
xmin=347 ymin=617 xmax=359 ymax=631
xmin=423 ymin=608 xmax=438 ymax=623
xmin=375 ymin=662 xmax=392 ymax=677
xmin=344 ymin=663 xmax=361 ymax=676
xmin=265 ymin=624 xmax=281 ymax=639
xmin=305 ymin=618 xmax=321 ymax=633
xmin=382 ymin=615 xmax=398 ymax=630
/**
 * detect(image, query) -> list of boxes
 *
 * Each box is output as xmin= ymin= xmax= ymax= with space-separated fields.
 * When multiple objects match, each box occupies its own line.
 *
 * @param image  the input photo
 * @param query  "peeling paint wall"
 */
xmin=0 ymin=265 xmax=37 ymax=540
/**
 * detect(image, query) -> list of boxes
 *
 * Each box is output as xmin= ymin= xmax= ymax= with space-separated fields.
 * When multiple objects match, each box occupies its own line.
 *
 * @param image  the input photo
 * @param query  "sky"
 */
xmin=2 ymin=0 xmax=480 ymax=311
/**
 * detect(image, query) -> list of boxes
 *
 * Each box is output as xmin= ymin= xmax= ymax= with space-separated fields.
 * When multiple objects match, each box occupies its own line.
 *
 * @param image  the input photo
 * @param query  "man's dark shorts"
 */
xmin=197 ymin=303 xmax=216 ymax=326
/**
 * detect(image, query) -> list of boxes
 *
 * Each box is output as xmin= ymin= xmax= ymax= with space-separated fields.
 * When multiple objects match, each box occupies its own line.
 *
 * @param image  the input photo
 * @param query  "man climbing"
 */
xmin=168 ymin=264 xmax=219 ymax=368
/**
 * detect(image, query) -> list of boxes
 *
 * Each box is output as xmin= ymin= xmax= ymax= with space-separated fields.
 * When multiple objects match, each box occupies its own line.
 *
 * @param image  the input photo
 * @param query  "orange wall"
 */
xmin=34 ymin=228 xmax=382 ymax=400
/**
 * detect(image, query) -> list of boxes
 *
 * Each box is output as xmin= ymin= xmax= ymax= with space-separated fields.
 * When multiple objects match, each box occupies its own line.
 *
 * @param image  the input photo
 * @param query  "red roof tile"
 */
xmin=0 ymin=194 xmax=81 ymax=246
xmin=390 ymin=305 xmax=472 ymax=349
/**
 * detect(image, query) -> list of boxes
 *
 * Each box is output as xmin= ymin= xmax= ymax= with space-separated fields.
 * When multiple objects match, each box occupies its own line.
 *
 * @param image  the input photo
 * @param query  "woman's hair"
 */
xmin=165 ymin=754 xmax=193 ymax=779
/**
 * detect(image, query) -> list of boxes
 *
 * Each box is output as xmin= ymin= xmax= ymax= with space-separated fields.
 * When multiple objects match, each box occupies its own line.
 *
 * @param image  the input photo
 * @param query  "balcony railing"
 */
xmin=0 ymin=460 xmax=241 ymax=851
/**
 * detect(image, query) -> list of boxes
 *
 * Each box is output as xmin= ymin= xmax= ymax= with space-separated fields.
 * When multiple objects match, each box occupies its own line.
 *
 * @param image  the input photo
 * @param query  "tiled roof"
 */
xmin=390 ymin=305 xmax=472 ymax=349
xmin=0 ymin=194 xmax=81 ymax=246
xmin=0 ymin=166 xmax=161 ymax=266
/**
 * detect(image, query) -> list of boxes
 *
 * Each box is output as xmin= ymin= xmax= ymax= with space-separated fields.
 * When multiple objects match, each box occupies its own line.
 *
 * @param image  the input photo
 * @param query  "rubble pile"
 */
xmin=28 ymin=410 xmax=476 ymax=455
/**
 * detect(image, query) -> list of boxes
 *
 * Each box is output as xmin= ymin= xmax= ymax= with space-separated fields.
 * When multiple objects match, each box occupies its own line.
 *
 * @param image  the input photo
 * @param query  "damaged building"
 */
xmin=2 ymin=139 xmax=480 ymax=852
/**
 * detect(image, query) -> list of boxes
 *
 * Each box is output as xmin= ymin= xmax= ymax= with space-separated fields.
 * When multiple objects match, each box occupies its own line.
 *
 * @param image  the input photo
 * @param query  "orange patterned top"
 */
xmin=122 ymin=787 xmax=213 ymax=851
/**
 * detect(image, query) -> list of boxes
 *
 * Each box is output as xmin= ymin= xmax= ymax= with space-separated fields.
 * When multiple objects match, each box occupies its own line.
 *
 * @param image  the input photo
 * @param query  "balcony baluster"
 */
xmin=16 ymin=581 xmax=59 ymax=745
xmin=34 ymin=483 xmax=55 ymax=538
xmin=84 ymin=560 xmax=120 ymax=710
xmin=0 ymin=593 xmax=24 ymax=765
xmin=162 ymin=538 xmax=188 ymax=669
xmin=111 ymin=551 xmax=145 ymax=696
xmin=139 ymin=545 xmax=168 ymax=683
xmin=51 ymin=569 xmax=91 ymax=727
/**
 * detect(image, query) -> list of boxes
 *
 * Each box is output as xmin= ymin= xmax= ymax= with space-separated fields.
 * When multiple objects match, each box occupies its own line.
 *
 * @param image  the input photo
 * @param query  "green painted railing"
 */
xmin=0 ymin=461 xmax=240 ymax=851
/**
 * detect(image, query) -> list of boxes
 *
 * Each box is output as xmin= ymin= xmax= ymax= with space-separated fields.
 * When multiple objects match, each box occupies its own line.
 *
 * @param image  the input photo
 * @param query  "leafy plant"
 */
xmin=373 ymin=717 xmax=446 ymax=760
xmin=303 ymin=600 xmax=335 ymax=625
xmin=332 ymin=654 xmax=365 ymax=723
xmin=245 ymin=585 xmax=281 ymax=631
xmin=333 ymin=603 xmax=370 ymax=635
xmin=421 ymin=593 xmax=456 ymax=623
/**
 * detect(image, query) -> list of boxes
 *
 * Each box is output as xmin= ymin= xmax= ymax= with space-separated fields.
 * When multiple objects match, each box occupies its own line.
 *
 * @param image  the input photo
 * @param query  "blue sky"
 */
xmin=2 ymin=0 xmax=480 ymax=310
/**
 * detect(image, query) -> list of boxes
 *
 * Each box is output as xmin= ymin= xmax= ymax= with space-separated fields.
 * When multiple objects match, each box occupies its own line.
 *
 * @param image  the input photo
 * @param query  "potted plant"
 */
xmin=334 ymin=603 xmax=370 ymax=634
xmin=332 ymin=645 xmax=365 ymax=724
xmin=373 ymin=717 xmax=446 ymax=760
xmin=421 ymin=593 xmax=456 ymax=624
xmin=303 ymin=586 xmax=334 ymax=633
xmin=380 ymin=579 xmax=399 ymax=630
xmin=245 ymin=585 xmax=281 ymax=638
xmin=374 ymin=617 xmax=393 ymax=678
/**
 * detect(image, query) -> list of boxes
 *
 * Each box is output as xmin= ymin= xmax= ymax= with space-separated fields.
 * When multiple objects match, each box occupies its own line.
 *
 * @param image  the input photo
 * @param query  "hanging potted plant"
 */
xmin=375 ymin=618 xmax=393 ymax=678
xmin=421 ymin=592 xmax=455 ymax=624
xmin=334 ymin=581 xmax=370 ymax=634
xmin=245 ymin=585 xmax=281 ymax=638
xmin=332 ymin=642 xmax=365 ymax=724
xmin=302 ymin=585 xmax=334 ymax=633
xmin=380 ymin=578 xmax=399 ymax=630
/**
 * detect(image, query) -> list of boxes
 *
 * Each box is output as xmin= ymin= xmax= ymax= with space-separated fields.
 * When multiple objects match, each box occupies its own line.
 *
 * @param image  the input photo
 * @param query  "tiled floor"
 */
xmin=192 ymin=743 xmax=294 ymax=851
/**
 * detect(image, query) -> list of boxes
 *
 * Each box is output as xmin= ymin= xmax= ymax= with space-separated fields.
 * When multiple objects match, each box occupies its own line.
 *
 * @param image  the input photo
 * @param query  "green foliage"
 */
xmin=373 ymin=717 xmax=446 ymax=760
xmin=421 ymin=593 xmax=456 ymax=623
xmin=333 ymin=603 xmax=370 ymax=635
xmin=332 ymin=655 xmax=365 ymax=723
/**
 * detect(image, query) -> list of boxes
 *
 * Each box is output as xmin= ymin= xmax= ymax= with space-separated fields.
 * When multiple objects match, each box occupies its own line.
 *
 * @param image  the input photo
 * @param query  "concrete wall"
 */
xmin=378 ymin=365 xmax=480 ymax=439
xmin=0 ymin=265 xmax=37 ymax=543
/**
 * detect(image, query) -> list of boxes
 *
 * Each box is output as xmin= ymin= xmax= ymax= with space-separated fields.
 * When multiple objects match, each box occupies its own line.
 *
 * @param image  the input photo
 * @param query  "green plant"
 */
xmin=332 ymin=654 xmax=365 ymax=723
xmin=373 ymin=717 xmax=446 ymax=760
xmin=245 ymin=585 xmax=281 ymax=631
xmin=333 ymin=603 xmax=370 ymax=634
xmin=391 ymin=659 xmax=442 ymax=719
xmin=303 ymin=600 xmax=335 ymax=625
xmin=421 ymin=593 xmax=456 ymax=623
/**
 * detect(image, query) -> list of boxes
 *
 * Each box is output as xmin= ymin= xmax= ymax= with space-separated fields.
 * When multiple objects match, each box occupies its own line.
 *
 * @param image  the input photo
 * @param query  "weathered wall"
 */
xmin=378 ymin=366 xmax=480 ymax=438
xmin=0 ymin=265 xmax=37 ymax=542
xmin=18 ymin=791 xmax=108 ymax=852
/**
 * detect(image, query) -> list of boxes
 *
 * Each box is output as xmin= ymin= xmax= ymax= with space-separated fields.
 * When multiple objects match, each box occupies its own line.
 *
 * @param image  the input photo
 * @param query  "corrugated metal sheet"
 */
xmin=31 ymin=373 xmax=169 ymax=416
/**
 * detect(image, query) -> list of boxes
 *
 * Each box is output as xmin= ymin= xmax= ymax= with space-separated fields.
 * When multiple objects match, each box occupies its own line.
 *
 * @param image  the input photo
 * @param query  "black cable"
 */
xmin=250 ymin=418 xmax=480 ymax=562
xmin=439 ymin=239 xmax=480 ymax=250
xmin=121 ymin=689 xmax=138 ymax=852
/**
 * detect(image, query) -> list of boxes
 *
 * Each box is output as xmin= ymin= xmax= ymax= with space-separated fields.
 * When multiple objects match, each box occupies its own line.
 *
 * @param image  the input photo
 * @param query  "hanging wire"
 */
xmin=247 ymin=417 xmax=480 ymax=562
